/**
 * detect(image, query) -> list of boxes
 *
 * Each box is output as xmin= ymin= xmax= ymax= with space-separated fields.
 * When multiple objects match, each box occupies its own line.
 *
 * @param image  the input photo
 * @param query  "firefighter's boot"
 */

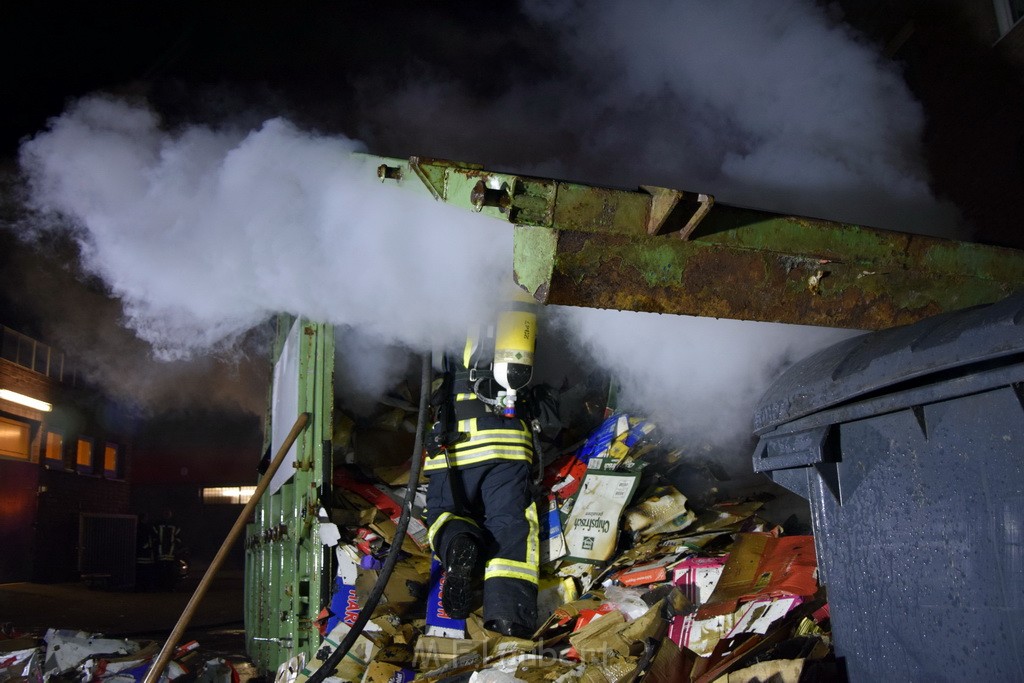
xmin=485 ymin=618 xmax=534 ymax=639
xmin=442 ymin=533 xmax=478 ymax=619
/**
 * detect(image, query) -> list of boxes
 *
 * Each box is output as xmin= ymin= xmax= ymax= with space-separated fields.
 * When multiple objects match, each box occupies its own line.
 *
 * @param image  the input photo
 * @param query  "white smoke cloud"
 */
xmin=362 ymin=0 xmax=958 ymax=235
xmin=351 ymin=0 xmax=949 ymax=454
xmin=548 ymin=307 xmax=853 ymax=458
xmin=14 ymin=0 xmax=951 ymax=455
xmin=18 ymin=95 xmax=513 ymax=367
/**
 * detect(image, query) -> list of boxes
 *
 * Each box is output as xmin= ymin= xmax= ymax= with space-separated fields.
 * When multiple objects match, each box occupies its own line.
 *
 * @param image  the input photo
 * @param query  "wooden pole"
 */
xmin=142 ymin=412 xmax=311 ymax=683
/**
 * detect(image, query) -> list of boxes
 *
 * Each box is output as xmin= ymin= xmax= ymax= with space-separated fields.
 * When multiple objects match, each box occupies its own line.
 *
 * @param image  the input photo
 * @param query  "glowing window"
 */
xmin=0 ymin=417 xmax=30 ymax=460
xmin=45 ymin=432 xmax=64 ymax=468
xmin=202 ymin=485 xmax=256 ymax=504
xmin=103 ymin=443 xmax=120 ymax=479
xmin=76 ymin=438 xmax=94 ymax=474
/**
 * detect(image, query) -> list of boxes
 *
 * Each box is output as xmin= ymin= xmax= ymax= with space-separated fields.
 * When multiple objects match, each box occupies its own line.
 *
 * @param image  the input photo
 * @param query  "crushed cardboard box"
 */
xmin=309 ymin=408 xmax=835 ymax=682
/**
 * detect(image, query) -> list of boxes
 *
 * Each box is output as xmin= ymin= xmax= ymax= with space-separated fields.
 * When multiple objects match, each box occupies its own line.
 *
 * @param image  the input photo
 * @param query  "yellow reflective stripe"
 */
xmin=427 ymin=512 xmax=478 ymax=550
xmin=485 ymin=558 xmax=539 ymax=584
xmin=455 ymin=393 xmax=476 ymax=401
xmin=450 ymin=433 xmax=533 ymax=451
xmin=422 ymin=425 xmax=533 ymax=471
xmin=456 ymin=418 xmax=477 ymax=432
xmin=424 ymin=448 xmax=532 ymax=470
xmin=525 ymin=501 xmax=539 ymax=568
xmin=449 ymin=441 xmax=532 ymax=457
xmin=484 ymin=499 xmax=540 ymax=584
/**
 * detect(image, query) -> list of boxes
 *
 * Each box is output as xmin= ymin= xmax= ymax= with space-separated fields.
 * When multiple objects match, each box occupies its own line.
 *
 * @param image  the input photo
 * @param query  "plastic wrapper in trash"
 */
xmin=469 ymin=654 xmax=550 ymax=682
xmin=602 ymin=584 xmax=652 ymax=621
xmin=43 ymin=630 xmax=139 ymax=679
xmin=0 ymin=646 xmax=43 ymax=683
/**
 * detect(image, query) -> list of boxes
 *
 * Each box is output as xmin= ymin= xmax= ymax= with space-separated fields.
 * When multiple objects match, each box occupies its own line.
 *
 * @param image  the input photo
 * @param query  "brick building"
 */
xmin=0 ymin=325 xmax=132 ymax=583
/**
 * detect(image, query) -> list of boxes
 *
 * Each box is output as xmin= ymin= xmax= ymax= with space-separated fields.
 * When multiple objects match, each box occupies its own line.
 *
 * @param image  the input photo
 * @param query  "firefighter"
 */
xmin=153 ymin=508 xmax=184 ymax=591
xmin=424 ymin=292 xmax=540 ymax=639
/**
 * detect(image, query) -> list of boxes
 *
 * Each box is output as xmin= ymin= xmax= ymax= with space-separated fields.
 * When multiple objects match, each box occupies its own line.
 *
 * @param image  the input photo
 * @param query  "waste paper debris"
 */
xmin=0 ymin=628 xmax=237 ymax=683
xmin=289 ymin=398 xmax=841 ymax=682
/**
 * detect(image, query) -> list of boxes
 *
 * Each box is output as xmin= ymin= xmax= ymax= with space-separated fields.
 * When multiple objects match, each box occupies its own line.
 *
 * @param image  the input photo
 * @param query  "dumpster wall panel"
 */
xmin=788 ymin=384 xmax=1024 ymax=680
xmin=755 ymin=293 xmax=1024 ymax=681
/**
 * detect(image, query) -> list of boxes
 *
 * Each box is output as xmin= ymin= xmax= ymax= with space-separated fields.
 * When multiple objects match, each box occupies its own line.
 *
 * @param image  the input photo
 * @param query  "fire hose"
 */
xmin=306 ymin=352 xmax=431 ymax=683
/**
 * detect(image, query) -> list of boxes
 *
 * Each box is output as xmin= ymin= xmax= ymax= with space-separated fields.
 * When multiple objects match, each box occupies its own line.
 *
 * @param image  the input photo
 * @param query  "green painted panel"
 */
xmin=246 ymin=319 xmax=334 ymax=674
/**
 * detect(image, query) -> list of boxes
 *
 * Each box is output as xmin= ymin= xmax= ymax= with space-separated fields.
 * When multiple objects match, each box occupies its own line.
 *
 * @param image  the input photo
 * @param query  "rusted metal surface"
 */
xmin=514 ymin=224 xmax=1024 ymax=329
xmin=363 ymin=154 xmax=1024 ymax=330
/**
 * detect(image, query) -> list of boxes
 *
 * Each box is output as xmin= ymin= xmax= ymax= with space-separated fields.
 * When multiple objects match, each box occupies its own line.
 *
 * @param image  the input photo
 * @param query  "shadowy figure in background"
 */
xmin=153 ymin=509 xmax=185 ymax=591
xmin=134 ymin=512 xmax=155 ymax=591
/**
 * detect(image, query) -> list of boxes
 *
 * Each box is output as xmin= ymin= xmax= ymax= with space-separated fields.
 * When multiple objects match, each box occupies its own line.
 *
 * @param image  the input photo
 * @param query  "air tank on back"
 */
xmin=493 ymin=285 xmax=538 ymax=417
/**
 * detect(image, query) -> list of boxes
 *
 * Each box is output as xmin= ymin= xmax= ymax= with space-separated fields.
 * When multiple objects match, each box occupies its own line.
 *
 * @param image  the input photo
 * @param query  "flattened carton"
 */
xmin=562 ymin=470 xmax=640 ymax=563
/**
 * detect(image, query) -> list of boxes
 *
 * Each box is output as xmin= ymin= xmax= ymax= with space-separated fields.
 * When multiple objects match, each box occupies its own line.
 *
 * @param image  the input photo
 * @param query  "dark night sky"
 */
xmin=1 ymin=3 xmax=546 ymax=157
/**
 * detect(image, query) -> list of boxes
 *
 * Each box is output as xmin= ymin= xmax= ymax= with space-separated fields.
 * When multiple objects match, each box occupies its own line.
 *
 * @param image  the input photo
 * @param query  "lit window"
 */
xmin=104 ymin=443 xmax=120 ymax=479
xmin=201 ymin=485 xmax=257 ymax=504
xmin=77 ymin=438 xmax=94 ymax=474
xmin=0 ymin=417 xmax=30 ymax=460
xmin=45 ymin=432 xmax=64 ymax=468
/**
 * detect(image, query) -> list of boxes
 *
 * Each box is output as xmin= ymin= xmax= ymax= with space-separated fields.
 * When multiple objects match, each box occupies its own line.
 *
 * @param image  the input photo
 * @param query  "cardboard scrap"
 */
xmin=313 ymin=401 xmax=832 ymax=683
xmin=539 ymin=495 xmax=568 ymax=564
xmin=699 ymin=534 xmax=817 ymax=618
xmin=723 ymin=658 xmax=805 ymax=683
xmin=4 ymin=632 xmax=198 ymax=683
xmin=362 ymin=661 xmax=416 ymax=683
xmin=563 ymin=470 xmax=640 ymax=563
xmin=299 ymin=620 xmax=376 ymax=683
xmin=412 ymin=636 xmax=486 ymax=671
xmin=671 ymin=555 xmax=728 ymax=606
xmin=334 ymin=474 xmax=429 ymax=550
xmin=624 ymin=486 xmax=696 ymax=541
xmin=0 ymin=646 xmax=43 ymax=683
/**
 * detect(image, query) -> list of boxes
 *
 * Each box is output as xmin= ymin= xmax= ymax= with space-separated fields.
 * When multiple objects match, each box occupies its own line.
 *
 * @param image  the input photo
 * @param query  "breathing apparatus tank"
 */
xmin=492 ymin=286 xmax=538 ymax=417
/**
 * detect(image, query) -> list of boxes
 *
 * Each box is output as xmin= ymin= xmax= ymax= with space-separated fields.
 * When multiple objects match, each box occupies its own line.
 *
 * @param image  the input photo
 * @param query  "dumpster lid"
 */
xmin=755 ymin=290 xmax=1024 ymax=433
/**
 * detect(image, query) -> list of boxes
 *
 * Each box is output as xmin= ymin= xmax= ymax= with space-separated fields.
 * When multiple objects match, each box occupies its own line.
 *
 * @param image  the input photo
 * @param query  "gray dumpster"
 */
xmin=753 ymin=292 xmax=1024 ymax=682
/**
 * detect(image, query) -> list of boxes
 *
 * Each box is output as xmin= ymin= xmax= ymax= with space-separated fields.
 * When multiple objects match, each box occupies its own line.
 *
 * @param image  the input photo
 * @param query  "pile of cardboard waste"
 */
xmin=290 ymin=410 xmax=840 ymax=683
xmin=0 ymin=629 xmax=238 ymax=683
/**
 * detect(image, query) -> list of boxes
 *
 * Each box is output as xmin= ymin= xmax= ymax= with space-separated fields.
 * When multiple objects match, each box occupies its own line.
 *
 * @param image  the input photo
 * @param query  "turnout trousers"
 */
xmin=426 ymin=459 xmax=539 ymax=630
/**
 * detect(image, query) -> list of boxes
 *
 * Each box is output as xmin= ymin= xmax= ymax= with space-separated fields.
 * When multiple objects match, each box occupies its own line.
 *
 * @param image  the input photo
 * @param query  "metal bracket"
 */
xmin=678 ymin=193 xmax=714 ymax=240
xmin=641 ymin=185 xmax=715 ymax=239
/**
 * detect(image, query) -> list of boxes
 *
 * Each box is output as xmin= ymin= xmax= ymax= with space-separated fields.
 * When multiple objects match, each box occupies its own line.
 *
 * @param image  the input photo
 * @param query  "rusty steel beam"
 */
xmin=362 ymin=154 xmax=1024 ymax=330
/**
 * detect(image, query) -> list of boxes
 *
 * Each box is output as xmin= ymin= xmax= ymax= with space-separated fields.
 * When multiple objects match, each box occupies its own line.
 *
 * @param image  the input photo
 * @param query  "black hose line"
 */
xmin=306 ymin=352 xmax=432 ymax=683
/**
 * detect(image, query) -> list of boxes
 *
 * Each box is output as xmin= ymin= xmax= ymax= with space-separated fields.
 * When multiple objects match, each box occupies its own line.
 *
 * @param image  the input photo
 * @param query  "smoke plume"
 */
xmin=18 ymin=96 xmax=512 ymax=361
xmin=14 ymin=0 xmax=952 ymax=454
